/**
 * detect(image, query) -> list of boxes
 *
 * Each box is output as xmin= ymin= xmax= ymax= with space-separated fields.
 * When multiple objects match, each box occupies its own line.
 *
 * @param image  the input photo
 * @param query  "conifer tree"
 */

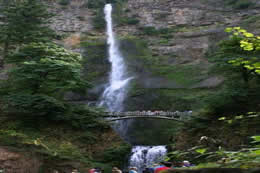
xmin=0 ymin=0 xmax=55 ymax=67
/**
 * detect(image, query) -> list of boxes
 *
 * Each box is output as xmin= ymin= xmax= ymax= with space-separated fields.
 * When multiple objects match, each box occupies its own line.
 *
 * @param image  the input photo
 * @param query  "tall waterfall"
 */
xmin=98 ymin=5 xmax=167 ymax=172
xmin=129 ymin=146 xmax=167 ymax=173
xmin=99 ymin=4 xmax=132 ymax=112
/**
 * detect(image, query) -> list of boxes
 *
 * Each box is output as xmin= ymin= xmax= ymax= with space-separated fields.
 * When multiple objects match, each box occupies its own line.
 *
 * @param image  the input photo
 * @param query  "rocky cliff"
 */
xmin=47 ymin=0 xmax=260 ymax=111
xmin=44 ymin=0 xmax=260 ymax=144
xmin=0 ymin=0 xmax=260 ymax=170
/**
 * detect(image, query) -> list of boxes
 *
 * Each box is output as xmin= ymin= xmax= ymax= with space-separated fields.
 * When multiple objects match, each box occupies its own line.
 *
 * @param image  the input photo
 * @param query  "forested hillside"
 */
xmin=0 ymin=0 xmax=259 ymax=172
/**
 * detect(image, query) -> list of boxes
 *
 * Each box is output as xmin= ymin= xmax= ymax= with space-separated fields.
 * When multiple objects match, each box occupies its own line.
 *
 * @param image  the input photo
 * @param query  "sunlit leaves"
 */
xmin=251 ymin=136 xmax=260 ymax=142
xmin=196 ymin=148 xmax=207 ymax=154
xmin=218 ymin=112 xmax=259 ymax=124
xmin=218 ymin=117 xmax=226 ymax=120
xmin=240 ymin=40 xmax=253 ymax=51
xmin=224 ymin=27 xmax=260 ymax=76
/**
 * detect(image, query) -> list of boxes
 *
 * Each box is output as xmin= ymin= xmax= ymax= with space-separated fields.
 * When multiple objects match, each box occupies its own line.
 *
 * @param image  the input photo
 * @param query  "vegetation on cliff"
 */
xmin=0 ymin=0 xmax=55 ymax=67
xmin=166 ymin=28 xmax=260 ymax=168
xmin=0 ymin=0 xmax=259 ymax=171
xmin=0 ymin=0 xmax=131 ymax=172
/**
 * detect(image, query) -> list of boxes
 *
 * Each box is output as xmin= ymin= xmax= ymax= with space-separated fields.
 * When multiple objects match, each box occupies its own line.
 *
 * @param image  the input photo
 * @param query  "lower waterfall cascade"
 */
xmin=99 ymin=4 xmax=167 ymax=172
xmin=129 ymin=146 xmax=167 ymax=173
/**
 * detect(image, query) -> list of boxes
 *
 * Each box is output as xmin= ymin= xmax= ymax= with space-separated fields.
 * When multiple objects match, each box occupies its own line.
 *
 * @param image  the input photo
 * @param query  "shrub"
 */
xmin=86 ymin=0 xmax=105 ymax=9
xmin=224 ymin=0 xmax=254 ymax=9
xmin=93 ymin=9 xmax=106 ymax=30
xmin=140 ymin=26 xmax=158 ymax=35
xmin=126 ymin=18 xmax=140 ymax=25
xmin=58 ymin=0 xmax=71 ymax=6
xmin=234 ymin=0 xmax=254 ymax=9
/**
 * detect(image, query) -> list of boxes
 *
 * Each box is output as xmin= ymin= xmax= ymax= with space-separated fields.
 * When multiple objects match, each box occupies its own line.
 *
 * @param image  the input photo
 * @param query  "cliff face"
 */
xmin=0 ymin=127 xmax=130 ymax=173
xmin=1 ymin=0 xmax=259 ymax=110
xmin=45 ymin=0 xmax=260 ymax=145
xmin=50 ymin=0 xmax=260 ymax=111
xmin=0 ymin=0 xmax=260 ymax=170
xmin=0 ymin=148 xmax=41 ymax=173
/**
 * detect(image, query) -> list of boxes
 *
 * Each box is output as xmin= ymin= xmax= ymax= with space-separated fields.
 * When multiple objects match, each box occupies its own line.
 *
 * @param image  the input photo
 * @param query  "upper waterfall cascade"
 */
xmin=98 ymin=5 xmax=167 ymax=172
xmin=99 ymin=4 xmax=132 ymax=112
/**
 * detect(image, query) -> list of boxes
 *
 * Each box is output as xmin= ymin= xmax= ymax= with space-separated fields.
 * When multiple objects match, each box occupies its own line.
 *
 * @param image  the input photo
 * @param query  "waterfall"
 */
xmin=99 ymin=4 xmax=132 ymax=112
xmin=129 ymin=146 xmax=167 ymax=173
xmin=98 ymin=5 xmax=167 ymax=172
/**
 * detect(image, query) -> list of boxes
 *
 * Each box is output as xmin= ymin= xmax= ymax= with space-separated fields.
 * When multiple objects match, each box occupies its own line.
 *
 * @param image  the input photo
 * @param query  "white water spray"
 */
xmin=99 ymin=5 xmax=167 ymax=172
xmin=99 ymin=4 xmax=132 ymax=112
xmin=129 ymin=146 xmax=167 ymax=173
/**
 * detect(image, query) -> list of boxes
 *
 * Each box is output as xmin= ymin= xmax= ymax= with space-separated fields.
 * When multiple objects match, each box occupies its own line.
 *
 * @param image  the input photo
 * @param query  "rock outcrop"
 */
xmin=44 ymin=0 xmax=260 ymax=110
xmin=0 ymin=147 xmax=41 ymax=173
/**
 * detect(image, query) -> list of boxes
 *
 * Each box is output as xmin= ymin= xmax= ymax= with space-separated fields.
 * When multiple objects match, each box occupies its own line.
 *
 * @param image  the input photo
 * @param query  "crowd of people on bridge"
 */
xmin=107 ymin=110 xmax=192 ymax=117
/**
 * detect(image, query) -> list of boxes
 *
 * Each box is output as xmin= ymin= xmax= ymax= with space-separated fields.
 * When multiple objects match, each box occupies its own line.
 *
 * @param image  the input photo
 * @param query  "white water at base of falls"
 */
xmin=98 ymin=5 xmax=166 ymax=172
xmin=129 ymin=146 xmax=167 ymax=173
xmin=99 ymin=4 xmax=132 ymax=112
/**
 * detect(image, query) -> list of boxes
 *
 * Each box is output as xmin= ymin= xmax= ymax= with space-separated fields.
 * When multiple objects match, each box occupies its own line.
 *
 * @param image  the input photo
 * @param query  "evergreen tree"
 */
xmin=1 ymin=42 xmax=90 ymax=122
xmin=0 ymin=0 xmax=55 ymax=67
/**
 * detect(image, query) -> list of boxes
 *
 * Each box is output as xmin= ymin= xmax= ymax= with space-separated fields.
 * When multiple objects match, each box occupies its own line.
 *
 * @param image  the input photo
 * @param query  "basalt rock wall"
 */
xmin=46 ymin=0 xmax=260 ymax=111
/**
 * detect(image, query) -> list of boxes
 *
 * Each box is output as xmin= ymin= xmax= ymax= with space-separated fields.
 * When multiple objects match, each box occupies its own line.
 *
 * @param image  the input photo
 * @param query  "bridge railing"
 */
xmin=103 ymin=111 xmax=192 ymax=120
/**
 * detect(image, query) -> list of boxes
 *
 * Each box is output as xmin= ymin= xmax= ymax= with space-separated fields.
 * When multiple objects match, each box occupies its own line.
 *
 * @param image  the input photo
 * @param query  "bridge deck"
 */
xmin=104 ymin=116 xmax=185 ymax=121
xmin=102 ymin=112 xmax=192 ymax=122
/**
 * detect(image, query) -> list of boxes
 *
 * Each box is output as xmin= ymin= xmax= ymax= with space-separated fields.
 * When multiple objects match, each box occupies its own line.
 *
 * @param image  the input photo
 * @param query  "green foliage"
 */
xmin=0 ymin=42 xmax=93 ymax=123
xmin=224 ymin=0 xmax=254 ymax=9
xmin=196 ymin=148 xmax=207 ymax=154
xmin=218 ymin=112 xmax=259 ymax=124
xmin=102 ymin=144 xmax=131 ymax=166
xmin=225 ymin=27 xmax=260 ymax=77
xmin=2 ymin=93 xmax=66 ymax=120
xmin=86 ymin=0 xmax=106 ymax=9
xmin=0 ymin=0 xmax=54 ymax=45
xmin=233 ymin=0 xmax=254 ymax=9
xmin=80 ymin=37 xmax=109 ymax=82
xmin=210 ymin=27 xmax=260 ymax=84
xmin=241 ymin=15 xmax=260 ymax=27
xmin=93 ymin=9 xmax=106 ymax=30
xmin=0 ymin=0 xmax=55 ymax=67
xmin=125 ymin=18 xmax=140 ymax=25
xmin=139 ymin=26 xmax=173 ymax=37
xmin=6 ymin=42 xmax=87 ymax=94
xmin=58 ymin=0 xmax=71 ymax=6
xmin=166 ymin=135 xmax=260 ymax=168
xmin=202 ymin=80 xmax=253 ymax=114
xmin=140 ymin=26 xmax=158 ymax=35
xmin=86 ymin=0 xmax=127 ymax=9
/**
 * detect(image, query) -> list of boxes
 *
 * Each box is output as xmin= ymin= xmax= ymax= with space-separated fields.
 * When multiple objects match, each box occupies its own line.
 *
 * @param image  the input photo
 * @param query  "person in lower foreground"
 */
xmin=129 ymin=167 xmax=138 ymax=173
xmin=154 ymin=161 xmax=172 ymax=173
xmin=112 ymin=167 xmax=123 ymax=173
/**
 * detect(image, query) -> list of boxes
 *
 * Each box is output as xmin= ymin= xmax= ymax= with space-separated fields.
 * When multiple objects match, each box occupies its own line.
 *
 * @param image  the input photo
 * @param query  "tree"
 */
xmin=211 ymin=27 xmax=260 ymax=83
xmin=225 ymin=27 xmax=260 ymax=80
xmin=1 ymin=42 xmax=90 ymax=121
xmin=0 ymin=0 xmax=55 ymax=67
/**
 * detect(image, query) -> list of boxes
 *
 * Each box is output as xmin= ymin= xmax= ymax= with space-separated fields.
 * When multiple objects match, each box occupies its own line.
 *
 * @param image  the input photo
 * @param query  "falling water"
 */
xmin=98 ymin=5 xmax=166 ymax=171
xmin=99 ymin=4 xmax=132 ymax=112
xmin=129 ymin=146 xmax=167 ymax=173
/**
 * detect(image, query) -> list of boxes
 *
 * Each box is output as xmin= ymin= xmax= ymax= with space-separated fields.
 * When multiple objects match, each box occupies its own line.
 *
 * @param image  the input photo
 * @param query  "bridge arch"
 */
xmin=102 ymin=111 xmax=192 ymax=122
xmin=104 ymin=116 xmax=184 ymax=122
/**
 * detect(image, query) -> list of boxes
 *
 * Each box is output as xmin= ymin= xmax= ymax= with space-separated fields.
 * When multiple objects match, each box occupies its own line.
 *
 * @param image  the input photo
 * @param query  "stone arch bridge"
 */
xmin=102 ymin=111 xmax=192 ymax=122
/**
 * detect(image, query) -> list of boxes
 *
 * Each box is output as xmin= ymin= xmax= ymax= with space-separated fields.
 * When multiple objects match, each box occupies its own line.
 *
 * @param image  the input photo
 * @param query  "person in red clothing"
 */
xmin=154 ymin=161 xmax=172 ymax=173
xmin=89 ymin=168 xmax=95 ymax=173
